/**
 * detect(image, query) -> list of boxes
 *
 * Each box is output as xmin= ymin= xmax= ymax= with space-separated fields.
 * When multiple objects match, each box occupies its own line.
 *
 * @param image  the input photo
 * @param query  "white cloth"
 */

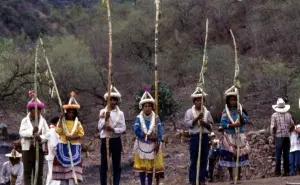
xmin=0 ymin=161 xmax=23 ymax=185
xmin=46 ymin=160 xmax=60 ymax=185
xmin=133 ymin=140 xmax=162 ymax=160
xmin=45 ymin=125 xmax=60 ymax=185
xmin=45 ymin=126 xmax=59 ymax=161
xmin=19 ymin=114 xmax=50 ymax=151
xmin=290 ymin=125 xmax=300 ymax=153
xmin=98 ymin=108 xmax=126 ymax=138
xmin=184 ymin=107 xmax=214 ymax=134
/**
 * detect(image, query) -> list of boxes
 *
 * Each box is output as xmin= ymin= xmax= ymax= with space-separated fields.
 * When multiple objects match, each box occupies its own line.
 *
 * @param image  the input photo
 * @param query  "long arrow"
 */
xmin=195 ymin=19 xmax=209 ymax=185
xmin=40 ymin=38 xmax=78 ymax=184
xmin=229 ymin=29 xmax=241 ymax=185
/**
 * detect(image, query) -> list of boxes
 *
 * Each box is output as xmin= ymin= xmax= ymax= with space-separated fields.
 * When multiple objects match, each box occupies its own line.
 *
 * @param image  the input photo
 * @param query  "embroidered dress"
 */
xmin=133 ymin=112 xmax=164 ymax=175
xmin=52 ymin=120 xmax=84 ymax=183
xmin=218 ymin=108 xmax=250 ymax=167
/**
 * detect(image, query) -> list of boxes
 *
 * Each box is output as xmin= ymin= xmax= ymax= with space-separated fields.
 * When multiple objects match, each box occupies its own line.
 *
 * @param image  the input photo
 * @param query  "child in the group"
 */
xmin=0 ymin=149 xmax=23 ymax=185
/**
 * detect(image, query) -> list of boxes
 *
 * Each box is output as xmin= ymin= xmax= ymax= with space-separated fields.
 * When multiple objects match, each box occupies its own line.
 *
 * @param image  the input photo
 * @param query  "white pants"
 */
xmin=46 ymin=160 xmax=61 ymax=185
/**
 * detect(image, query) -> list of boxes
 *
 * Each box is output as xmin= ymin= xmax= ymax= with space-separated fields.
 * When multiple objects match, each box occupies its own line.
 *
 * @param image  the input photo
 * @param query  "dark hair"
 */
xmin=111 ymin=97 xmax=119 ymax=102
xmin=50 ymin=116 xmax=60 ymax=125
xmin=142 ymin=102 xmax=154 ymax=109
xmin=193 ymin=97 xmax=205 ymax=103
xmin=226 ymin=95 xmax=237 ymax=107
xmin=65 ymin=109 xmax=78 ymax=121
xmin=226 ymin=95 xmax=248 ymax=116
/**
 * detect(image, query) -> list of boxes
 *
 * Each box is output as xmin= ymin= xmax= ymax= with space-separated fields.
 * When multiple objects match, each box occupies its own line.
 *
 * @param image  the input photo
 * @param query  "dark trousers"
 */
xmin=22 ymin=145 xmax=44 ymax=185
xmin=189 ymin=134 xmax=209 ymax=184
xmin=275 ymin=137 xmax=290 ymax=175
xmin=208 ymin=158 xmax=217 ymax=181
xmin=100 ymin=137 xmax=122 ymax=185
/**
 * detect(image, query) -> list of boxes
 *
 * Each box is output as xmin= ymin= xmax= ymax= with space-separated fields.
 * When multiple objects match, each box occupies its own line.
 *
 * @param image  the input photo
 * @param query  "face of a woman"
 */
xmin=66 ymin=109 xmax=76 ymax=120
xmin=229 ymin=96 xmax=237 ymax=108
xmin=143 ymin=103 xmax=153 ymax=115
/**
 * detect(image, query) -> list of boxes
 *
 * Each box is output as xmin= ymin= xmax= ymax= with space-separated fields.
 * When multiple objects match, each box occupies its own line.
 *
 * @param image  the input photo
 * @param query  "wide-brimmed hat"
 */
xmin=5 ymin=149 xmax=22 ymax=158
xmin=272 ymin=98 xmax=290 ymax=113
xmin=63 ymin=91 xmax=80 ymax=110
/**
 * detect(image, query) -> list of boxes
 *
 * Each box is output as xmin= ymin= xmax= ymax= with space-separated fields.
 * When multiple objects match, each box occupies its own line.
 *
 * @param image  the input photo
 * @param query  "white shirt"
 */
xmin=184 ymin=107 xmax=214 ymax=134
xmin=290 ymin=125 xmax=300 ymax=152
xmin=19 ymin=114 xmax=50 ymax=151
xmin=45 ymin=125 xmax=59 ymax=161
xmin=98 ymin=107 xmax=126 ymax=138
xmin=0 ymin=161 xmax=23 ymax=185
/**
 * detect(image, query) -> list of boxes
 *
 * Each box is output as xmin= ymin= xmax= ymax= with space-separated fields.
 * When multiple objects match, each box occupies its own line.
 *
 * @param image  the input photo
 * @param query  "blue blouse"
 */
xmin=134 ymin=114 xmax=162 ymax=142
xmin=221 ymin=108 xmax=248 ymax=134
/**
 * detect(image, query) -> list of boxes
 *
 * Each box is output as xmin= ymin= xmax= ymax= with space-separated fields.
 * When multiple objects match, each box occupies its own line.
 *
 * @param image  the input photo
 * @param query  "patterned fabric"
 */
xmin=270 ymin=112 xmax=293 ymax=138
xmin=218 ymin=133 xmax=250 ymax=167
xmin=52 ymin=157 xmax=83 ymax=182
xmin=133 ymin=114 xmax=164 ymax=175
xmin=221 ymin=108 xmax=248 ymax=134
xmin=55 ymin=143 xmax=82 ymax=168
xmin=134 ymin=115 xmax=162 ymax=142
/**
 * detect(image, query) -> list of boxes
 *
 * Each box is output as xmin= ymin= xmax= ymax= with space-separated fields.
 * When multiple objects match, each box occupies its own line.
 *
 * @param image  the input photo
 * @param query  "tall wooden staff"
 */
xmin=152 ymin=0 xmax=161 ymax=183
xmin=33 ymin=39 xmax=40 ymax=185
xmin=229 ymin=29 xmax=241 ymax=185
xmin=195 ymin=19 xmax=209 ymax=185
xmin=104 ymin=0 xmax=113 ymax=184
xmin=39 ymin=38 xmax=78 ymax=184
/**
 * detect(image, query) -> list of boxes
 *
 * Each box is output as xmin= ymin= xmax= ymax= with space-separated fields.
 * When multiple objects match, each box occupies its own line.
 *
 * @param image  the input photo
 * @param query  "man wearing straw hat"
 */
xmin=271 ymin=98 xmax=294 ymax=176
xmin=98 ymin=85 xmax=126 ymax=185
xmin=19 ymin=91 xmax=49 ymax=185
xmin=0 ymin=149 xmax=23 ymax=185
xmin=184 ymin=87 xmax=213 ymax=185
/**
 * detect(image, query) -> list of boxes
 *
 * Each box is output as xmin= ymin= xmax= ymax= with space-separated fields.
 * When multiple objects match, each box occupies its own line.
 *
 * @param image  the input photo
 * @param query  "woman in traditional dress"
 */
xmin=52 ymin=92 xmax=84 ymax=185
xmin=218 ymin=88 xmax=250 ymax=183
xmin=133 ymin=89 xmax=164 ymax=185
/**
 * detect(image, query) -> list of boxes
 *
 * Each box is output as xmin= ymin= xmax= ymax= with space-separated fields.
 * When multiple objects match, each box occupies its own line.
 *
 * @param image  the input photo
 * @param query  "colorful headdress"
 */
xmin=27 ymin=90 xmax=45 ymax=109
xmin=63 ymin=91 xmax=80 ymax=110
xmin=224 ymin=85 xmax=238 ymax=97
xmin=139 ymin=86 xmax=155 ymax=109
xmin=5 ymin=149 xmax=22 ymax=158
xmin=191 ymin=87 xmax=207 ymax=99
xmin=104 ymin=85 xmax=122 ymax=102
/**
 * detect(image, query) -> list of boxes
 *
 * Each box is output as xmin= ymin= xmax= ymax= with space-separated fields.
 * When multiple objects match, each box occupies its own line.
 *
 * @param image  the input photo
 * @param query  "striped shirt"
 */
xmin=270 ymin=112 xmax=293 ymax=138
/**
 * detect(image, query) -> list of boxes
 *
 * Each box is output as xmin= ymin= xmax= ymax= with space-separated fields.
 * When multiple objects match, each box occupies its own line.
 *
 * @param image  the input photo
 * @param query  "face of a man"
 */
xmin=194 ymin=97 xmax=202 ymax=109
xmin=29 ymin=108 xmax=41 ymax=119
xmin=110 ymin=97 xmax=118 ymax=109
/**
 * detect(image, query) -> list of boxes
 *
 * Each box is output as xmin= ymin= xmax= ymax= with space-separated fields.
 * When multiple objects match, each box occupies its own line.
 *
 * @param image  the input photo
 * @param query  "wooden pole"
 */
xmin=230 ymin=29 xmax=241 ymax=185
xmin=153 ymin=0 xmax=161 ymax=183
xmin=33 ymin=39 xmax=40 ymax=185
xmin=195 ymin=19 xmax=209 ymax=185
xmin=39 ymin=38 xmax=78 ymax=184
xmin=105 ymin=0 xmax=113 ymax=184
